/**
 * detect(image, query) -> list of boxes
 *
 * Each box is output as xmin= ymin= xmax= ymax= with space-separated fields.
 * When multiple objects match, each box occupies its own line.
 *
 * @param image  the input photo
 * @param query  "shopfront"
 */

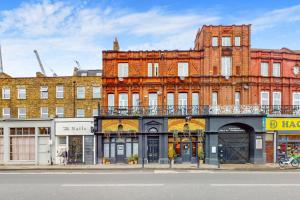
xmin=97 ymin=119 xmax=139 ymax=164
xmin=168 ymin=118 xmax=205 ymax=164
xmin=266 ymin=118 xmax=300 ymax=162
xmin=54 ymin=118 xmax=95 ymax=165
xmin=0 ymin=119 xmax=52 ymax=165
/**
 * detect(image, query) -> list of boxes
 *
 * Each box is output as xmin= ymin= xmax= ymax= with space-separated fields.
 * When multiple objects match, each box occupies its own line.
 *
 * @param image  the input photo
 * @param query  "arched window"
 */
xmin=148 ymin=127 xmax=158 ymax=133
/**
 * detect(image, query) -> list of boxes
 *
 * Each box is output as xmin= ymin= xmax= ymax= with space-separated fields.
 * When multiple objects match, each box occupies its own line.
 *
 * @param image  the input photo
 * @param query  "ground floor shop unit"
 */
xmin=204 ymin=115 xmax=267 ymax=165
xmin=266 ymin=117 xmax=300 ymax=163
xmin=95 ymin=116 xmax=206 ymax=164
xmin=0 ymin=119 xmax=51 ymax=165
xmin=54 ymin=118 xmax=96 ymax=165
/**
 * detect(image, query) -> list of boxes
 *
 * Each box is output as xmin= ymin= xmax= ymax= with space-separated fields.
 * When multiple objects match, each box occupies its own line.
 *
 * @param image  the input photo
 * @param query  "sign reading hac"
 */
xmin=266 ymin=118 xmax=300 ymax=131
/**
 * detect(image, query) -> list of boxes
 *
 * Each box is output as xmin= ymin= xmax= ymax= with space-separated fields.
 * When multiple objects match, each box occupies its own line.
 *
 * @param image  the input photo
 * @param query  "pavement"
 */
xmin=0 ymin=170 xmax=300 ymax=200
xmin=0 ymin=163 xmax=298 ymax=171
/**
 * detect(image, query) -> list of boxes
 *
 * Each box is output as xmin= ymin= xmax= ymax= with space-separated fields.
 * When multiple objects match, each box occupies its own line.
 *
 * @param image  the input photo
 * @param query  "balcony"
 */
xmin=98 ymin=105 xmax=300 ymax=117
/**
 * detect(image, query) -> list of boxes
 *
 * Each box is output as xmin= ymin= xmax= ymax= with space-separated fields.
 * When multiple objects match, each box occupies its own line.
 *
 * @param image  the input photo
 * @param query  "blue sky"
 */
xmin=0 ymin=0 xmax=300 ymax=77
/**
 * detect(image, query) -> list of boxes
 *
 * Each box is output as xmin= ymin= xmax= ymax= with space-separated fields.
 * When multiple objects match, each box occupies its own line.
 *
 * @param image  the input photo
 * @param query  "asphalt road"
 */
xmin=0 ymin=170 xmax=299 ymax=200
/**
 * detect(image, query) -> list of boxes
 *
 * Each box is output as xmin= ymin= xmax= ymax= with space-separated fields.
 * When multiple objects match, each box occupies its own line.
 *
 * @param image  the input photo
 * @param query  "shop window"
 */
xmin=9 ymin=128 xmax=35 ymax=161
xmin=39 ymin=127 xmax=50 ymax=135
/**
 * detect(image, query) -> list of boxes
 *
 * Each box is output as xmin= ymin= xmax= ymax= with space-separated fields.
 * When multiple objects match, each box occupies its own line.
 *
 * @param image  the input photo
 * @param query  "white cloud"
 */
xmin=241 ymin=4 xmax=300 ymax=31
xmin=0 ymin=1 xmax=219 ymax=77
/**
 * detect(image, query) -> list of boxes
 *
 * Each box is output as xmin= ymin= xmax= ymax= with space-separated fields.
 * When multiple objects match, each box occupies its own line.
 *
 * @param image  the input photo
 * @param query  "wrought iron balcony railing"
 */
xmin=98 ymin=105 xmax=300 ymax=116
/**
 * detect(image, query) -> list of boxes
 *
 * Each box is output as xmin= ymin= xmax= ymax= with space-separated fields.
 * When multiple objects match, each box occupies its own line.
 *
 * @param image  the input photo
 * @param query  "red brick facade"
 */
xmin=102 ymin=25 xmax=300 ymax=111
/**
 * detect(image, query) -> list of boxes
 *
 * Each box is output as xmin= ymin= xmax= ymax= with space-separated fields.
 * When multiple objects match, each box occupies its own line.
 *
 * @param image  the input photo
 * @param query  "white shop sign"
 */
xmin=56 ymin=121 xmax=94 ymax=135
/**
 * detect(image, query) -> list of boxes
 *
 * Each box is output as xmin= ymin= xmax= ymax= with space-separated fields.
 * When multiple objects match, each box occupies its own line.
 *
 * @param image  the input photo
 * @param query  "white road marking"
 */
xmin=154 ymin=170 xmax=178 ymax=174
xmin=61 ymin=183 xmax=165 ymax=187
xmin=211 ymin=184 xmax=300 ymax=187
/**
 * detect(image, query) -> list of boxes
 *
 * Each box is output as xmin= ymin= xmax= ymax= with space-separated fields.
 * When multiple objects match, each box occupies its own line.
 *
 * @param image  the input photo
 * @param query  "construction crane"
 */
xmin=0 ymin=44 xmax=3 ymax=73
xmin=33 ymin=50 xmax=46 ymax=76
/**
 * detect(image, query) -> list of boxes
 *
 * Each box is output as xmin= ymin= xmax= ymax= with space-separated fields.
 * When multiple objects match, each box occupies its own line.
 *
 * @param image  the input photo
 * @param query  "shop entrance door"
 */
xmin=181 ymin=142 xmax=191 ymax=162
xmin=68 ymin=136 xmax=83 ymax=164
xmin=147 ymin=137 xmax=159 ymax=163
xmin=116 ymin=143 xmax=125 ymax=163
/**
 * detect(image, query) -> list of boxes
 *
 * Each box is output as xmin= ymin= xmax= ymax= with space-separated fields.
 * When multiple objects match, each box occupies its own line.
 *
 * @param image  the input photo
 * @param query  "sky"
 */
xmin=0 ymin=0 xmax=300 ymax=77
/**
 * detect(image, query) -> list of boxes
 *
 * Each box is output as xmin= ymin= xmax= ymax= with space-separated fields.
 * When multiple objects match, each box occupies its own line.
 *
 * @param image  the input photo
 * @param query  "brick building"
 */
xmin=0 ymin=69 xmax=101 ymax=165
xmin=95 ymin=24 xmax=300 ymax=165
xmin=0 ymin=70 xmax=102 ymax=119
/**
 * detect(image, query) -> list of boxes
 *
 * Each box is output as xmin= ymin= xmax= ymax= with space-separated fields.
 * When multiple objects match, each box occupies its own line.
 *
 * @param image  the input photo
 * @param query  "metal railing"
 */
xmin=98 ymin=105 xmax=300 ymax=116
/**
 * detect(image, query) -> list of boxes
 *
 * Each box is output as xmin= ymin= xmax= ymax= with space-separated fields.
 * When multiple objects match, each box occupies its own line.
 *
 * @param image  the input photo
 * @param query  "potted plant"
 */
xmin=102 ymin=157 xmax=110 ymax=165
xmin=168 ymin=146 xmax=176 ymax=168
xmin=198 ymin=149 xmax=204 ymax=164
xmin=133 ymin=154 xmax=139 ymax=164
xmin=128 ymin=156 xmax=134 ymax=165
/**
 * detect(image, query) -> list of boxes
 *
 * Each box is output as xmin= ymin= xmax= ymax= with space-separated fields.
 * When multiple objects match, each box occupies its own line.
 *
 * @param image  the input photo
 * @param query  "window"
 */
xmin=178 ymin=62 xmax=188 ymax=77
xmin=3 ymin=108 xmax=10 ymax=118
xmin=212 ymin=92 xmax=218 ymax=106
xmin=93 ymin=108 xmax=99 ymax=116
xmin=293 ymin=92 xmax=300 ymax=106
xmin=39 ymin=127 xmax=50 ymax=135
xmin=261 ymin=62 xmax=269 ymax=76
xmin=56 ymin=86 xmax=64 ymax=99
xmin=212 ymin=37 xmax=218 ymax=47
xmin=167 ymin=93 xmax=174 ymax=114
xmin=132 ymin=93 xmax=140 ymax=107
xmin=108 ymin=94 xmax=115 ymax=113
xmin=17 ymin=87 xmax=26 ymax=99
xmin=147 ymin=63 xmax=152 ymax=77
xmin=178 ymin=93 xmax=188 ymax=115
xmin=93 ymin=86 xmax=101 ymax=99
xmin=153 ymin=63 xmax=159 ymax=76
xmin=148 ymin=63 xmax=159 ymax=77
xmin=235 ymin=37 xmax=241 ymax=46
xmin=40 ymin=107 xmax=48 ymax=118
xmin=2 ymin=88 xmax=10 ymax=99
xmin=234 ymin=92 xmax=240 ymax=107
xmin=192 ymin=93 xmax=199 ymax=115
xmin=40 ymin=86 xmax=48 ymax=99
xmin=119 ymin=93 xmax=128 ymax=108
xmin=221 ymin=56 xmax=232 ymax=77
xmin=56 ymin=107 xmax=64 ymax=118
xmin=293 ymin=66 xmax=300 ymax=75
xmin=273 ymin=92 xmax=281 ymax=112
xmin=77 ymin=86 xmax=85 ymax=99
xmin=148 ymin=93 xmax=158 ymax=115
xmin=222 ymin=37 xmax=231 ymax=46
xmin=18 ymin=108 xmax=26 ymax=119
xmin=261 ymin=91 xmax=269 ymax=106
xmin=76 ymin=109 xmax=85 ymax=117
xmin=118 ymin=63 xmax=128 ymax=78
xmin=272 ymin=63 xmax=281 ymax=77
xmin=58 ymin=136 xmax=67 ymax=145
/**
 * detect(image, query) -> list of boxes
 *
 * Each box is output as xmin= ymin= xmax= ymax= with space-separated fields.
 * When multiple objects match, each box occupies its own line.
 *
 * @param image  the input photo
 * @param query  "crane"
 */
xmin=33 ymin=50 xmax=46 ymax=76
xmin=0 ymin=44 xmax=3 ymax=73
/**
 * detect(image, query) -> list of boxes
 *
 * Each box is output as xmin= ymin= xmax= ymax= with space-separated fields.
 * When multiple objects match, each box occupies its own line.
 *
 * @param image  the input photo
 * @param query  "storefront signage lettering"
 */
xmin=266 ymin=118 xmax=300 ymax=131
xmin=56 ymin=121 xmax=94 ymax=135
xmin=219 ymin=126 xmax=246 ymax=133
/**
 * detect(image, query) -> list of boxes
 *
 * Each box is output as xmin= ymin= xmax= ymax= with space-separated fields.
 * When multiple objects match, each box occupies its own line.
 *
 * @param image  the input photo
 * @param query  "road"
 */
xmin=0 ymin=170 xmax=299 ymax=200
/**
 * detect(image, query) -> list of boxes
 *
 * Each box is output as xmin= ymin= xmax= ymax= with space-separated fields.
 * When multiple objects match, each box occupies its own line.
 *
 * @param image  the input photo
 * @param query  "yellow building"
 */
xmin=0 ymin=69 xmax=102 ymax=119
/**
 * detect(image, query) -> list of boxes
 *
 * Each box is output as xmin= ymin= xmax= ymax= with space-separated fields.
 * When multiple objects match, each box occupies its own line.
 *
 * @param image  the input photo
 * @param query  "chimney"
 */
xmin=0 ymin=44 xmax=3 ymax=73
xmin=113 ymin=37 xmax=120 ymax=51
